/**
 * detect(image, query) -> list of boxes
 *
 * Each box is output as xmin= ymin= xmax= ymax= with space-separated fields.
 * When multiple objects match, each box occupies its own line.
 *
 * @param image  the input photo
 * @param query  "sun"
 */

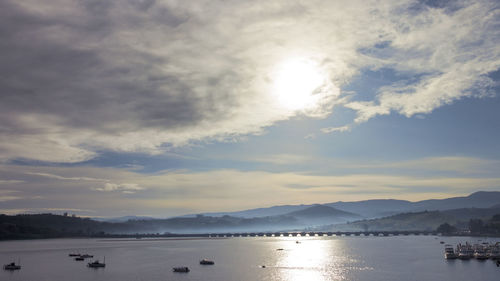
xmin=272 ymin=58 xmax=325 ymax=111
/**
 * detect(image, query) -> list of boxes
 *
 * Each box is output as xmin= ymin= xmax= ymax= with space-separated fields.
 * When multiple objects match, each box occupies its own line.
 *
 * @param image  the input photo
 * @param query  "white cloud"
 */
xmin=0 ymin=0 xmax=498 ymax=161
xmin=0 ymin=180 xmax=24 ymax=184
xmin=94 ymin=182 xmax=144 ymax=192
xmin=321 ymin=125 xmax=351 ymax=134
xmin=26 ymin=172 xmax=103 ymax=181
xmin=345 ymin=1 xmax=500 ymax=123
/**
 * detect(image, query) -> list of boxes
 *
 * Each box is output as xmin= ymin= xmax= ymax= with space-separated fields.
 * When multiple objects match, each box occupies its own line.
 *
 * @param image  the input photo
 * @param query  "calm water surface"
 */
xmin=1 ymin=236 xmax=499 ymax=281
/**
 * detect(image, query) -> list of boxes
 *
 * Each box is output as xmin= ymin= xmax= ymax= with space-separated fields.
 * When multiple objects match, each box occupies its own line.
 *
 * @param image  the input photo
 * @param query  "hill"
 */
xmin=194 ymin=191 xmax=500 ymax=219
xmin=191 ymin=204 xmax=313 ymax=218
xmin=322 ymin=205 xmax=500 ymax=232
xmin=284 ymin=205 xmax=361 ymax=225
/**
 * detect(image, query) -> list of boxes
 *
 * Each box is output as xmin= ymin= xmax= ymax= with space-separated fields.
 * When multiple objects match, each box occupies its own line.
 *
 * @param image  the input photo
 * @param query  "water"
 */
xmin=1 ymin=236 xmax=498 ymax=281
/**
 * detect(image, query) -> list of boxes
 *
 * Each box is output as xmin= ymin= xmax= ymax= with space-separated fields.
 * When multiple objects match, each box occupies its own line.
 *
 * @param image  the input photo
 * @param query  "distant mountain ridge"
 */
xmin=285 ymin=204 xmax=361 ymax=226
xmin=194 ymin=191 xmax=500 ymax=219
xmin=287 ymin=204 xmax=359 ymax=218
xmin=324 ymin=205 xmax=500 ymax=232
xmin=1 ymin=194 xmax=500 ymax=238
xmin=94 ymin=216 xmax=156 ymax=222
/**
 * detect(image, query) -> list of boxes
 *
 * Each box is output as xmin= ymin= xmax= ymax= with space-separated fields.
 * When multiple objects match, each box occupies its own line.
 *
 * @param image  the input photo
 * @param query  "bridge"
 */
xmin=95 ymin=230 xmax=439 ymax=239
xmin=159 ymin=230 xmax=438 ymax=238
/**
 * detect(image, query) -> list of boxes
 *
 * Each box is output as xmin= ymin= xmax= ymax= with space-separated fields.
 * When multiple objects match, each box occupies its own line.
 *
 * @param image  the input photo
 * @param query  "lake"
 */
xmin=1 ymin=236 xmax=499 ymax=281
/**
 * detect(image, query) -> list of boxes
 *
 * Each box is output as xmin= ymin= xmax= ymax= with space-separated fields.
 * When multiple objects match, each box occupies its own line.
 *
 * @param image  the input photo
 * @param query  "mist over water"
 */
xmin=1 ymin=236 xmax=499 ymax=281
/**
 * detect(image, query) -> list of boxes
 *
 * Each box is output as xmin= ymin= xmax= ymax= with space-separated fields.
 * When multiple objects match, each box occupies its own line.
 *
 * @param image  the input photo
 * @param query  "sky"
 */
xmin=0 ymin=0 xmax=499 ymax=218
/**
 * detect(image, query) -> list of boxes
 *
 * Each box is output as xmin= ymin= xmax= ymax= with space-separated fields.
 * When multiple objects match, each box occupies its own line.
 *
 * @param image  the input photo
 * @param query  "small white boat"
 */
xmin=3 ymin=262 xmax=21 ymax=270
xmin=444 ymin=245 xmax=458 ymax=259
xmin=173 ymin=266 xmax=190 ymax=272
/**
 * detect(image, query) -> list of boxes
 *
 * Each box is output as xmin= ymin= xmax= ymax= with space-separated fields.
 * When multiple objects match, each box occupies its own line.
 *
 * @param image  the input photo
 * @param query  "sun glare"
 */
xmin=272 ymin=58 xmax=325 ymax=111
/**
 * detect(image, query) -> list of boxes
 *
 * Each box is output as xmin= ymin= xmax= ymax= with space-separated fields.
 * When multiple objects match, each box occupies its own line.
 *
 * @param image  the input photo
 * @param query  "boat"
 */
xmin=457 ymin=244 xmax=474 ymax=260
xmin=200 ymin=259 xmax=215 ymax=265
xmin=87 ymin=257 xmax=105 ymax=268
xmin=3 ymin=262 xmax=21 ymax=270
xmin=444 ymin=245 xmax=458 ymax=259
xmin=80 ymin=254 xmax=93 ymax=258
xmin=74 ymin=256 xmax=85 ymax=261
xmin=488 ymin=247 xmax=500 ymax=260
xmin=68 ymin=253 xmax=80 ymax=257
xmin=474 ymin=248 xmax=489 ymax=260
xmin=173 ymin=267 xmax=190 ymax=273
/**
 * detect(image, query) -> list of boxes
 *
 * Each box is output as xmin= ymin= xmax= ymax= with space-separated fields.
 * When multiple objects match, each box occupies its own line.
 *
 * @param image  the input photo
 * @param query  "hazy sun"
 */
xmin=272 ymin=58 xmax=325 ymax=111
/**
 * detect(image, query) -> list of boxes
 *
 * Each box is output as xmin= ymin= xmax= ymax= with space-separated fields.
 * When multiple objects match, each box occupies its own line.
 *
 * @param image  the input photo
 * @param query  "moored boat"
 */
xmin=3 ymin=262 xmax=21 ymax=270
xmin=75 ymin=256 xmax=85 ymax=261
xmin=487 ymin=244 xmax=500 ymax=260
xmin=474 ymin=249 xmax=488 ymax=260
xmin=173 ymin=266 xmax=190 ymax=272
xmin=444 ymin=245 xmax=458 ymax=259
xmin=87 ymin=257 xmax=105 ymax=268
xmin=200 ymin=259 xmax=215 ymax=265
xmin=457 ymin=244 xmax=474 ymax=260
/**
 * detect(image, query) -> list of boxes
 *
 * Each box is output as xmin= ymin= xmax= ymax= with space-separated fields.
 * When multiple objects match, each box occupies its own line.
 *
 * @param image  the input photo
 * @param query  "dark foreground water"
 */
xmin=1 ymin=236 xmax=499 ymax=281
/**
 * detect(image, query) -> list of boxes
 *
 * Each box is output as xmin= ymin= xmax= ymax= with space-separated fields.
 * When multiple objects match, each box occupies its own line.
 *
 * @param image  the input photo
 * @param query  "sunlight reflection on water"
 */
xmin=273 ymin=238 xmax=347 ymax=281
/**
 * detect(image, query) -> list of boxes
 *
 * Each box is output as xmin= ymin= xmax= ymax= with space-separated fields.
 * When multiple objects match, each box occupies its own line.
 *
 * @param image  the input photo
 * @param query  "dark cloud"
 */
xmin=0 ymin=0 xmax=497 ymax=162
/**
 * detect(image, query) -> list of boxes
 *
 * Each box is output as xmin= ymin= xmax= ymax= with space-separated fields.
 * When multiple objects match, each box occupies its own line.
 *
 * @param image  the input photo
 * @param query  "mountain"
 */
xmin=441 ymin=206 xmax=500 ymax=221
xmin=321 ymin=205 xmax=500 ymax=232
xmin=193 ymin=204 xmax=313 ymax=218
xmin=94 ymin=216 xmax=156 ymax=222
xmin=327 ymin=211 xmax=457 ymax=232
xmin=411 ymin=191 xmax=500 ymax=212
xmin=326 ymin=199 xmax=412 ymax=218
xmin=287 ymin=204 xmax=359 ymax=218
xmin=327 ymin=191 xmax=500 ymax=218
xmin=284 ymin=205 xmax=361 ymax=225
xmin=1 ymin=191 xmax=499 ymax=239
xmin=194 ymin=191 xmax=500 ymax=220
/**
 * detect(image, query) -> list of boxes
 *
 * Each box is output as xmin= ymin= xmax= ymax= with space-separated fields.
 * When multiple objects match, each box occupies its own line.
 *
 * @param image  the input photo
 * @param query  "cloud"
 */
xmin=345 ymin=1 xmax=500 ymax=123
xmin=0 ymin=0 xmax=498 ymax=161
xmin=0 ymin=160 xmax=499 ymax=216
xmin=24 ymin=172 xmax=144 ymax=193
xmin=93 ymin=182 xmax=144 ymax=193
xmin=26 ymin=172 xmax=103 ymax=181
xmin=0 ymin=196 xmax=21 ymax=202
xmin=346 ymin=156 xmax=500 ymax=174
xmin=0 ymin=180 xmax=24 ymax=184
xmin=250 ymin=154 xmax=312 ymax=165
xmin=321 ymin=125 xmax=351 ymax=134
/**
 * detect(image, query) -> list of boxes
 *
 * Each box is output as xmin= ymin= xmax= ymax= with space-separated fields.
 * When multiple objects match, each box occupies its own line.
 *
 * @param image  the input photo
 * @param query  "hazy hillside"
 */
xmin=195 ymin=204 xmax=313 ymax=218
xmin=326 ymin=199 xmax=412 ymax=218
xmin=326 ymin=211 xmax=457 ymax=232
xmin=323 ymin=206 xmax=500 ymax=232
xmin=2 ymin=191 xmax=500 ymax=239
xmin=285 ymin=205 xmax=361 ymax=225
xmin=411 ymin=191 xmax=500 ymax=211
xmin=328 ymin=191 xmax=500 ymax=218
xmin=194 ymin=191 xmax=500 ymax=220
